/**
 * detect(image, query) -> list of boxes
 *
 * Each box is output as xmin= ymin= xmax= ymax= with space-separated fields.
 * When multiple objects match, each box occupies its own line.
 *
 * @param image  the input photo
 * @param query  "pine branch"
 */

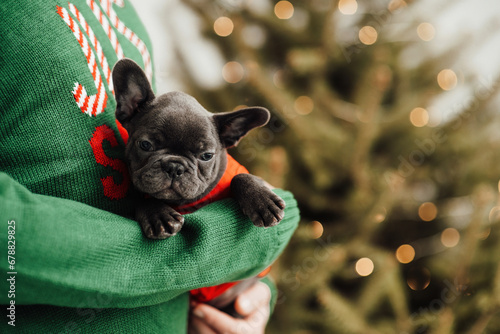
xmin=317 ymin=286 xmax=382 ymax=334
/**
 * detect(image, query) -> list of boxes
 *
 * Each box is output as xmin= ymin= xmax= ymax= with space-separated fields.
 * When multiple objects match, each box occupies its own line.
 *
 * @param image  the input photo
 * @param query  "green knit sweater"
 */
xmin=0 ymin=1 xmax=300 ymax=333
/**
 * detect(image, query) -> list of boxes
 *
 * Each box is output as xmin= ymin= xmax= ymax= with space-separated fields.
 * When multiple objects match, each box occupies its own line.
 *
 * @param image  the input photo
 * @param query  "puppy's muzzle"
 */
xmin=162 ymin=161 xmax=185 ymax=179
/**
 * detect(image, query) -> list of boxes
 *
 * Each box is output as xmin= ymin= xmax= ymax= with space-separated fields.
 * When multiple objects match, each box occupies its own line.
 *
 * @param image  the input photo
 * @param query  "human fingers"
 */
xmin=188 ymin=315 xmax=218 ymax=334
xmin=234 ymin=281 xmax=271 ymax=317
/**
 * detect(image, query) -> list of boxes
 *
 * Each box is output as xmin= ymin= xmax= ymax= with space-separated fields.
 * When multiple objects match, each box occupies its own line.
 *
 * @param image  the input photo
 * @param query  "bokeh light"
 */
xmin=355 ymin=257 xmax=374 ymax=277
xmin=242 ymin=24 xmax=266 ymax=48
xmin=396 ymin=244 xmax=416 ymax=264
xmin=418 ymin=202 xmax=438 ymax=221
xmin=214 ymin=17 xmax=234 ymax=37
xmin=409 ymin=107 xmax=429 ymax=127
xmin=489 ymin=206 xmax=500 ymax=223
xmin=437 ymin=69 xmax=458 ymax=90
xmin=274 ymin=1 xmax=294 ymax=20
xmin=338 ymin=0 xmax=358 ymax=15
xmin=373 ymin=207 xmax=387 ymax=223
xmin=273 ymin=70 xmax=285 ymax=88
xmin=359 ymin=26 xmax=378 ymax=45
xmin=417 ymin=22 xmax=435 ymax=41
xmin=478 ymin=227 xmax=491 ymax=241
xmin=388 ymin=0 xmax=407 ymax=12
xmin=294 ymin=96 xmax=314 ymax=115
xmin=407 ymin=267 xmax=431 ymax=290
xmin=222 ymin=61 xmax=245 ymax=83
xmin=310 ymin=221 xmax=324 ymax=239
xmin=441 ymin=228 xmax=460 ymax=248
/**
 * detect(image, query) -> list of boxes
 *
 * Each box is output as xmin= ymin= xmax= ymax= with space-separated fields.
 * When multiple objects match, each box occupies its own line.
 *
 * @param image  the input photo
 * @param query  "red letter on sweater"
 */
xmin=89 ymin=125 xmax=130 ymax=200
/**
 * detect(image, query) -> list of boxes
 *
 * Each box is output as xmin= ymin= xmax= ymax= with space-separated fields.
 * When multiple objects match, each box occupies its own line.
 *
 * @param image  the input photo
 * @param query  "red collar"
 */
xmin=174 ymin=154 xmax=248 ymax=214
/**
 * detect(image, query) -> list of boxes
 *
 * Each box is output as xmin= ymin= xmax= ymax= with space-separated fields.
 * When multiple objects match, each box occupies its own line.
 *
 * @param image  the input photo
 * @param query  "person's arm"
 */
xmin=0 ymin=172 xmax=299 ymax=309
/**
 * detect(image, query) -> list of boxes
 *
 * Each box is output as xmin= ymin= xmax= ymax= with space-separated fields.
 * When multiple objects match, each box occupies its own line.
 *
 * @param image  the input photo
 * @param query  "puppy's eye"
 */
xmin=138 ymin=140 xmax=153 ymax=152
xmin=200 ymin=153 xmax=214 ymax=161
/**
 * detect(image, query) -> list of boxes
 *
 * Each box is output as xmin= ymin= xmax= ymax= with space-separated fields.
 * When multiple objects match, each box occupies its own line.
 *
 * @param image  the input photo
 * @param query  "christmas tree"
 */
xmin=163 ymin=0 xmax=500 ymax=332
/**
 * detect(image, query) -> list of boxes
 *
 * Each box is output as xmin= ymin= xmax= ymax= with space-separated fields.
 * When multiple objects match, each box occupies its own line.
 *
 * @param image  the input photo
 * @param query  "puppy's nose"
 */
xmin=163 ymin=161 xmax=185 ymax=179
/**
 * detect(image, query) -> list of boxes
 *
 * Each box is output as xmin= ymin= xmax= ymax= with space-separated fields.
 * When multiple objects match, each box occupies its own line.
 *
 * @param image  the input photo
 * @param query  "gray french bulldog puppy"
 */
xmin=112 ymin=58 xmax=285 ymax=239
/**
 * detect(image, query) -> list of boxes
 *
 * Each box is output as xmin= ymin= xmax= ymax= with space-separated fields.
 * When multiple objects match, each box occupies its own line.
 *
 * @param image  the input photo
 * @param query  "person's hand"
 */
xmin=188 ymin=281 xmax=271 ymax=334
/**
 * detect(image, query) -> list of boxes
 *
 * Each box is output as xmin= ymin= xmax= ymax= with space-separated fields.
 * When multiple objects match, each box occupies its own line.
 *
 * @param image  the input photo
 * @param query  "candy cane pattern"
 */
xmin=69 ymin=3 xmax=113 ymax=92
xmin=86 ymin=0 xmax=124 ymax=60
xmin=57 ymin=5 xmax=108 ymax=117
xmin=99 ymin=0 xmax=152 ymax=81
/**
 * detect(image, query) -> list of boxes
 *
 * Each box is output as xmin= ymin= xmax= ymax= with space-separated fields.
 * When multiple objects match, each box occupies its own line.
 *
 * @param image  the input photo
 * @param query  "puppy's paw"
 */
xmin=241 ymin=191 xmax=286 ymax=228
xmin=137 ymin=205 xmax=184 ymax=239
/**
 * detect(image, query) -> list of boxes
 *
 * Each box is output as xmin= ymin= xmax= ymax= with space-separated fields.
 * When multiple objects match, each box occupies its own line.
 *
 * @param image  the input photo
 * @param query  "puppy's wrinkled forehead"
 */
xmin=154 ymin=91 xmax=210 ymax=116
xmin=144 ymin=91 xmax=218 ymax=151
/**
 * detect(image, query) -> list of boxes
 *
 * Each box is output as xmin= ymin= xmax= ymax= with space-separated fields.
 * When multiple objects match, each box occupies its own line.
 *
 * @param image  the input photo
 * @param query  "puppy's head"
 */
xmin=112 ymin=58 xmax=270 ymax=204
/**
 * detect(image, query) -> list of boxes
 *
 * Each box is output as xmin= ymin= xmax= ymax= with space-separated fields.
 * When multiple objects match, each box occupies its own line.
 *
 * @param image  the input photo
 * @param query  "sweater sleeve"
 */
xmin=0 ymin=172 xmax=299 ymax=309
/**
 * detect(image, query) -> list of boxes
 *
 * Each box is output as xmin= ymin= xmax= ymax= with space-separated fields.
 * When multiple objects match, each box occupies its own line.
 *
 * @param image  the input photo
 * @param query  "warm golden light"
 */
xmin=418 ymin=202 xmax=438 ymax=221
xmin=441 ymin=228 xmax=460 ymax=248
xmin=214 ymin=17 xmax=234 ymax=37
xmin=222 ymin=61 xmax=244 ymax=84
xmin=359 ymin=26 xmax=378 ymax=45
xmin=274 ymin=1 xmax=294 ymax=20
xmin=294 ymin=96 xmax=314 ymax=115
xmin=373 ymin=207 xmax=387 ymax=223
xmin=388 ymin=0 xmax=407 ymax=12
xmin=338 ymin=0 xmax=358 ymax=15
xmin=478 ymin=227 xmax=491 ymax=240
xmin=310 ymin=221 xmax=324 ymax=239
xmin=396 ymin=244 xmax=415 ymax=264
xmin=489 ymin=206 xmax=500 ymax=223
xmin=437 ymin=69 xmax=457 ymax=91
xmin=273 ymin=70 xmax=285 ymax=88
xmin=409 ymin=107 xmax=429 ymax=127
xmin=417 ymin=22 xmax=435 ymax=41
xmin=374 ymin=213 xmax=385 ymax=223
xmin=355 ymin=257 xmax=374 ymax=277
xmin=407 ymin=267 xmax=431 ymax=290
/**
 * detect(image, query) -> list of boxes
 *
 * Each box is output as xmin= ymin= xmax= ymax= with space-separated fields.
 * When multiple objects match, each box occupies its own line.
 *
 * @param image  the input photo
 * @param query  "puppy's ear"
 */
xmin=213 ymin=107 xmax=270 ymax=148
xmin=112 ymin=58 xmax=155 ymax=127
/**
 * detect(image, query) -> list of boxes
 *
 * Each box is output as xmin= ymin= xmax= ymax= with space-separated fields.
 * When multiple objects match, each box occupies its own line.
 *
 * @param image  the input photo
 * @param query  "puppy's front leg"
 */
xmin=231 ymin=174 xmax=286 ymax=227
xmin=136 ymin=199 xmax=184 ymax=239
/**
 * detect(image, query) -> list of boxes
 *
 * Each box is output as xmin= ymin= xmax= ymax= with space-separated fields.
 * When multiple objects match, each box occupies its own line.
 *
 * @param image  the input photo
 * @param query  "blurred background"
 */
xmin=130 ymin=0 xmax=500 ymax=333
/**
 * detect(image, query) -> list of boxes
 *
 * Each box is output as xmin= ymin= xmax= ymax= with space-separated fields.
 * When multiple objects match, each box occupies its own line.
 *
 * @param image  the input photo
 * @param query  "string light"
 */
xmin=355 ymin=257 xmax=374 ymax=277
xmin=437 ymin=69 xmax=457 ymax=91
xmin=359 ymin=26 xmax=378 ymax=45
xmin=310 ymin=221 xmax=324 ymax=239
xmin=294 ymin=96 xmax=314 ymax=115
xmin=338 ymin=0 xmax=358 ymax=15
xmin=214 ymin=17 xmax=234 ymax=37
xmin=418 ymin=202 xmax=438 ymax=221
xmin=222 ymin=61 xmax=245 ymax=84
xmin=396 ymin=244 xmax=415 ymax=264
xmin=274 ymin=1 xmax=294 ymax=20
xmin=441 ymin=228 xmax=460 ymax=248
xmin=409 ymin=107 xmax=429 ymax=127
xmin=417 ymin=22 xmax=435 ymax=41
